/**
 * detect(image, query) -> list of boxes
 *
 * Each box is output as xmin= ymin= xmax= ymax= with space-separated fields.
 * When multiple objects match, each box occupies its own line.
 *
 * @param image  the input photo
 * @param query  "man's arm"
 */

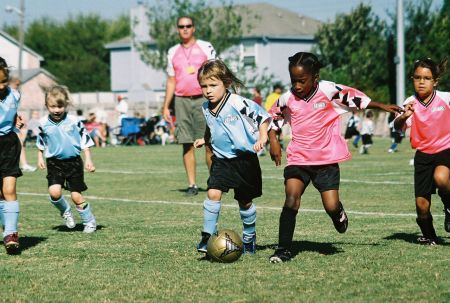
xmin=162 ymin=76 xmax=176 ymax=121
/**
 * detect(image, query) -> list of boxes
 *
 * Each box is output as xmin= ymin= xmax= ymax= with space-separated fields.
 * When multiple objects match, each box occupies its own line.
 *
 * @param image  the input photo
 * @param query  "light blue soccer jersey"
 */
xmin=202 ymin=91 xmax=271 ymax=159
xmin=0 ymin=88 xmax=20 ymax=136
xmin=36 ymin=113 xmax=94 ymax=159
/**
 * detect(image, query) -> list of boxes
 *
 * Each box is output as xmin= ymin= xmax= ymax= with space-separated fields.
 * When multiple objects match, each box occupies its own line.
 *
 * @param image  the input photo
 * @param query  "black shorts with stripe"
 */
xmin=46 ymin=156 xmax=88 ymax=192
xmin=284 ymin=163 xmax=340 ymax=192
xmin=414 ymin=148 xmax=450 ymax=197
xmin=0 ymin=132 xmax=22 ymax=179
xmin=207 ymin=152 xmax=262 ymax=201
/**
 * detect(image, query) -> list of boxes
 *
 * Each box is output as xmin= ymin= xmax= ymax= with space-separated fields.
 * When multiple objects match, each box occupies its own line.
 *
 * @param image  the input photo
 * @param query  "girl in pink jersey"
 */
xmin=268 ymin=52 xmax=402 ymax=263
xmin=394 ymin=58 xmax=449 ymax=245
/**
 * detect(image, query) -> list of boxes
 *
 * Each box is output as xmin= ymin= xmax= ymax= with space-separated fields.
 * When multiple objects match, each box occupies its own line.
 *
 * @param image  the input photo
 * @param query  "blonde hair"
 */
xmin=45 ymin=85 xmax=71 ymax=107
xmin=197 ymin=59 xmax=244 ymax=93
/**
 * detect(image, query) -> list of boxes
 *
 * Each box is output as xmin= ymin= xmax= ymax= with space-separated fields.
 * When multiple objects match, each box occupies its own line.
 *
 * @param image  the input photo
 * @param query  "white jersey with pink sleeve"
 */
xmin=269 ymin=80 xmax=371 ymax=166
xmin=166 ymin=39 xmax=216 ymax=97
xmin=401 ymin=90 xmax=450 ymax=154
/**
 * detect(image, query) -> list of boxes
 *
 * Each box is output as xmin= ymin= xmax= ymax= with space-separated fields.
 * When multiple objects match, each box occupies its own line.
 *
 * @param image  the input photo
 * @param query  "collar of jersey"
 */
xmin=48 ymin=112 xmax=67 ymax=124
xmin=208 ymin=91 xmax=231 ymax=117
xmin=415 ymin=90 xmax=436 ymax=108
xmin=290 ymin=84 xmax=319 ymax=102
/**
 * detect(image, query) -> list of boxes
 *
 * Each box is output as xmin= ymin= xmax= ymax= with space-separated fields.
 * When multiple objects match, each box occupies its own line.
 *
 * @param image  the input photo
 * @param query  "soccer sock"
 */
xmin=0 ymin=200 xmax=4 ymax=227
xmin=389 ymin=142 xmax=398 ymax=150
xmin=3 ymin=201 xmax=19 ymax=237
xmin=240 ymin=204 xmax=256 ymax=243
xmin=416 ymin=214 xmax=437 ymax=240
xmin=437 ymin=190 xmax=450 ymax=210
xmin=49 ymin=196 xmax=71 ymax=215
xmin=203 ymin=199 xmax=221 ymax=235
xmin=76 ymin=203 xmax=95 ymax=224
xmin=278 ymin=207 xmax=298 ymax=250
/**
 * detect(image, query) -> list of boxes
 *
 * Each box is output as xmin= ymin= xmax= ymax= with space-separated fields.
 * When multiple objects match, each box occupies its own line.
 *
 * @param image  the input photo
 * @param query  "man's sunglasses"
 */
xmin=178 ymin=24 xmax=193 ymax=29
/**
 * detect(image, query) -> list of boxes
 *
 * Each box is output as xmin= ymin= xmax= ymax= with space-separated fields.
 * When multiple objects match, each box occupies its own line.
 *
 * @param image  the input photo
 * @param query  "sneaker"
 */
xmin=21 ymin=164 xmax=37 ymax=172
xmin=243 ymin=234 xmax=256 ymax=254
xmin=388 ymin=149 xmax=394 ymax=153
xmin=83 ymin=221 xmax=97 ymax=233
xmin=197 ymin=232 xmax=210 ymax=253
xmin=444 ymin=208 xmax=450 ymax=233
xmin=332 ymin=208 xmax=348 ymax=234
xmin=417 ymin=236 xmax=438 ymax=246
xmin=352 ymin=142 xmax=358 ymax=148
xmin=269 ymin=248 xmax=292 ymax=263
xmin=186 ymin=185 xmax=199 ymax=196
xmin=4 ymin=232 xmax=20 ymax=254
xmin=62 ymin=211 xmax=76 ymax=229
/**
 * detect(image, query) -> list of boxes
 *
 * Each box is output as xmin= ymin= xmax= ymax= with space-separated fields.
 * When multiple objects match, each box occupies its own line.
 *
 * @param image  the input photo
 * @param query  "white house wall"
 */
xmin=0 ymin=35 xmax=41 ymax=70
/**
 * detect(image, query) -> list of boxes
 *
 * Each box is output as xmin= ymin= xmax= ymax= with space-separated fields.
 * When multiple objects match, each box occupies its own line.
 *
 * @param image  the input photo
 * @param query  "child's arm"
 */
xmin=366 ymin=101 xmax=403 ymax=114
xmin=37 ymin=149 xmax=46 ymax=169
xmin=83 ymin=148 xmax=96 ymax=172
xmin=253 ymin=120 xmax=269 ymax=152
xmin=394 ymin=102 xmax=414 ymax=131
xmin=268 ymin=128 xmax=282 ymax=166
xmin=194 ymin=126 xmax=210 ymax=148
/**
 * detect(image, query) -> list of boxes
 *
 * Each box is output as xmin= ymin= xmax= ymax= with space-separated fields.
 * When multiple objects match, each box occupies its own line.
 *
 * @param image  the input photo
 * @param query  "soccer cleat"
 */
xmin=417 ymin=236 xmax=438 ymax=246
xmin=62 ymin=211 xmax=76 ymax=229
xmin=444 ymin=208 xmax=450 ymax=233
xmin=186 ymin=185 xmax=199 ymax=196
xmin=21 ymin=164 xmax=37 ymax=172
xmin=83 ymin=221 xmax=97 ymax=233
xmin=197 ymin=232 xmax=210 ymax=253
xmin=269 ymin=248 xmax=292 ymax=263
xmin=243 ymin=234 xmax=256 ymax=254
xmin=4 ymin=232 xmax=20 ymax=255
xmin=332 ymin=207 xmax=348 ymax=234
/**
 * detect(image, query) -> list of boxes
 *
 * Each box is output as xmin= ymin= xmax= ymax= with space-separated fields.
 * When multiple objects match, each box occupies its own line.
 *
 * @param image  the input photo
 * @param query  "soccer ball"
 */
xmin=207 ymin=229 xmax=243 ymax=263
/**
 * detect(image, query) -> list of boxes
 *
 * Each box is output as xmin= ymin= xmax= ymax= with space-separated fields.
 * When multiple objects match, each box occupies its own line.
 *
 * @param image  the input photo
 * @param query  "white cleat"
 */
xmin=62 ymin=211 xmax=76 ymax=229
xmin=83 ymin=221 xmax=97 ymax=233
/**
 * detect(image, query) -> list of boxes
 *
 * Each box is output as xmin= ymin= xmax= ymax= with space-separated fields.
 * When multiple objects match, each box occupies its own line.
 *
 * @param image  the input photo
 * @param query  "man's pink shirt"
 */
xmin=269 ymin=81 xmax=371 ymax=166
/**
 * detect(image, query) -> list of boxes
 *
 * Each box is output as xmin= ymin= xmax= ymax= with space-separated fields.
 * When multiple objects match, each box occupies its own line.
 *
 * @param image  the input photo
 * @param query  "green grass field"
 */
xmin=1 ymin=138 xmax=449 ymax=302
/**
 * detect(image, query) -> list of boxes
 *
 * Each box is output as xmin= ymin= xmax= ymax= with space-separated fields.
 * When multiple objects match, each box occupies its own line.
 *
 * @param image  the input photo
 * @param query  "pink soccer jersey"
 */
xmin=269 ymin=80 xmax=371 ymax=166
xmin=402 ymin=90 xmax=450 ymax=154
xmin=166 ymin=39 xmax=216 ymax=96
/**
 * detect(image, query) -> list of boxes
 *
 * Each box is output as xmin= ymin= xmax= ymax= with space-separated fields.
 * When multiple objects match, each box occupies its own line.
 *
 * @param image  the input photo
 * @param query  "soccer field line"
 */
xmin=19 ymin=191 xmax=442 ymax=218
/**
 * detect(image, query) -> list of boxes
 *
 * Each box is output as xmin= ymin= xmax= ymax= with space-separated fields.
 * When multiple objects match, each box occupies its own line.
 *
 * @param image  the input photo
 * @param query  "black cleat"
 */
xmin=417 ymin=236 xmax=438 ymax=246
xmin=444 ymin=208 xmax=450 ymax=233
xmin=332 ymin=207 xmax=348 ymax=234
xmin=196 ymin=232 xmax=210 ymax=253
xmin=4 ymin=232 xmax=20 ymax=255
xmin=269 ymin=248 xmax=292 ymax=263
xmin=186 ymin=185 xmax=199 ymax=196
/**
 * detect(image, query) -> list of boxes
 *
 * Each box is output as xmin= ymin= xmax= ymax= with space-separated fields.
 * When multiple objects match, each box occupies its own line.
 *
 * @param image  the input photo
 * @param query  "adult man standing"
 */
xmin=162 ymin=16 xmax=216 ymax=196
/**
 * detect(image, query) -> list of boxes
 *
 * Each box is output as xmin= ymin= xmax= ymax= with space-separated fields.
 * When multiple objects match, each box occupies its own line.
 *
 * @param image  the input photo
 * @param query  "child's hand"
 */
xmin=15 ymin=115 xmax=25 ymax=129
xmin=37 ymin=158 xmax=46 ymax=170
xmin=382 ymin=104 xmax=404 ymax=114
xmin=85 ymin=160 xmax=96 ymax=172
xmin=253 ymin=134 xmax=268 ymax=152
xmin=194 ymin=138 xmax=205 ymax=148
xmin=403 ymin=103 xmax=414 ymax=117
xmin=269 ymin=139 xmax=282 ymax=166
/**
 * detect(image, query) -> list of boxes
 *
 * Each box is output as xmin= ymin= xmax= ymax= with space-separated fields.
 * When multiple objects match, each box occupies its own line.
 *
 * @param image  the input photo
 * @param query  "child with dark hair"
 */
xmin=268 ymin=52 xmax=402 ymax=263
xmin=194 ymin=59 xmax=270 ymax=254
xmin=0 ymin=57 xmax=22 ymax=254
xmin=394 ymin=57 xmax=450 ymax=245
xmin=359 ymin=110 xmax=374 ymax=155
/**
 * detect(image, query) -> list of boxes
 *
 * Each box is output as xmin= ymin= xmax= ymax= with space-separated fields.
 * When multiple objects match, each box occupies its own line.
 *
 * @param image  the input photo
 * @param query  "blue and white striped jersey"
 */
xmin=0 ymin=88 xmax=20 ymax=136
xmin=36 ymin=113 xmax=94 ymax=159
xmin=202 ymin=92 xmax=271 ymax=159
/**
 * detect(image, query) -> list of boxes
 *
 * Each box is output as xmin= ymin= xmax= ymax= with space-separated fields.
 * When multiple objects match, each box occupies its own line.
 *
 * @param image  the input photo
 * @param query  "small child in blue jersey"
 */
xmin=193 ymin=59 xmax=271 ymax=254
xmin=37 ymin=85 xmax=97 ymax=233
xmin=0 ymin=57 xmax=22 ymax=254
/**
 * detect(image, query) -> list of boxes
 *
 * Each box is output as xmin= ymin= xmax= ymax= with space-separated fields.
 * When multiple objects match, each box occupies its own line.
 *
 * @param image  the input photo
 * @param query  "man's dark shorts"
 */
xmin=0 ymin=132 xmax=22 ymax=180
xmin=207 ymin=153 xmax=262 ymax=201
xmin=174 ymin=96 xmax=207 ymax=144
xmin=46 ymin=156 xmax=88 ymax=192
xmin=284 ymin=163 xmax=340 ymax=192
xmin=414 ymin=148 xmax=450 ymax=197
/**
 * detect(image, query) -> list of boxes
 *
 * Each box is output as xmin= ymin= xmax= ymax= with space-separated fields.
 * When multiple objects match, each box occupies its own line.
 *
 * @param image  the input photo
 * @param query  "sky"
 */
xmin=1 ymin=0 xmax=444 ymax=27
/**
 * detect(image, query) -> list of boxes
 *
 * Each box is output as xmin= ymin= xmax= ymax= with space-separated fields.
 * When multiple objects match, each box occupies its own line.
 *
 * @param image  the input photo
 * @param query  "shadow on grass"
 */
xmin=384 ymin=232 xmax=449 ymax=246
xmin=175 ymin=187 xmax=207 ymax=194
xmin=20 ymin=236 xmax=47 ymax=252
xmin=52 ymin=224 xmax=104 ymax=232
xmin=257 ymin=240 xmax=343 ymax=258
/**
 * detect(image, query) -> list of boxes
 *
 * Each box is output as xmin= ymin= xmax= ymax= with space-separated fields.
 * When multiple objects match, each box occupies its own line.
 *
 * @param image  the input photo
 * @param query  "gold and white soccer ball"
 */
xmin=207 ymin=229 xmax=243 ymax=263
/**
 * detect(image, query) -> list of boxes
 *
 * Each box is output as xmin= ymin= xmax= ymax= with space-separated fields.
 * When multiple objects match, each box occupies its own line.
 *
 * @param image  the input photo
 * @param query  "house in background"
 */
xmin=105 ymin=2 xmax=321 ymax=114
xmin=0 ymin=30 xmax=56 ymax=114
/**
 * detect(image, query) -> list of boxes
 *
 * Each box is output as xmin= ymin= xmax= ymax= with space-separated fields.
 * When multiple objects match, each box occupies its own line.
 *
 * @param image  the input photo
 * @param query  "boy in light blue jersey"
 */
xmin=0 ymin=57 xmax=22 ymax=254
xmin=194 ymin=59 xmax=271 ymax=254
xmin=37 ymin=85 xmax=97 ymax=233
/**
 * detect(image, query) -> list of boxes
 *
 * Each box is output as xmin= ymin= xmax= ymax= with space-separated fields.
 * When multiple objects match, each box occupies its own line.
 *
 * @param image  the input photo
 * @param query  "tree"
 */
xmin=313 ymin=4 xmax=390 ymax=103
xmin=136 ymin=0 xmax=250 ymax=71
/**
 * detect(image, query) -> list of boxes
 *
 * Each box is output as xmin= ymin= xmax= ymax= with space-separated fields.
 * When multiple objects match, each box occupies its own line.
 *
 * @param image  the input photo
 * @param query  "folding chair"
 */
xmin=116 ymin=117 xmax=143 ymax=145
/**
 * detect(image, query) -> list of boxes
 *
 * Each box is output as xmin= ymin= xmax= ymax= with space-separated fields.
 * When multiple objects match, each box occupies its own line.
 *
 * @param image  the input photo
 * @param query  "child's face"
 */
xmin=289 ymin=66 xmax=318 ymax=99
xmin=200 ymin=76 xmax=227 ymax=104
xmin=0 ymin=70 xmax=8 ymax=99
xmin=46 ymin=100 xmax=67 ymax=121
xmin=413 ymin=67 xmax=437 ymax=100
